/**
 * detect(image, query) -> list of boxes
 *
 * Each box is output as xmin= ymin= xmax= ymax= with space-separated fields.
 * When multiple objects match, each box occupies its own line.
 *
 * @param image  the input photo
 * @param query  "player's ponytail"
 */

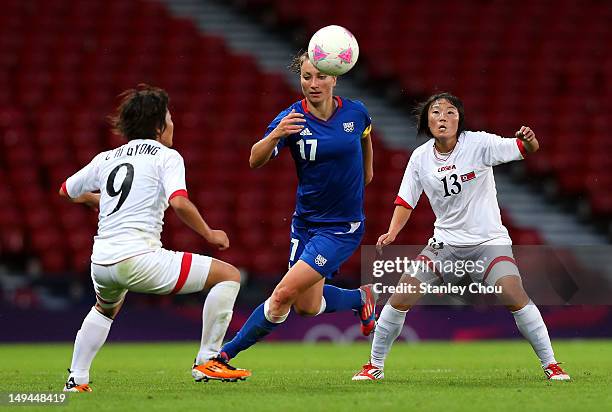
xmin=288 ymin=50 xmax=309 ymax=74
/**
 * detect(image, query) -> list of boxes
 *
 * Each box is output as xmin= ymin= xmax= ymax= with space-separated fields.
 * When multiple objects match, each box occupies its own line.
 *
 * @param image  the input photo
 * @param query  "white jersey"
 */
xmin=396 ymin=131 xmax=527 ymax=246
xmin=64 ymin=139 xmax=188 ymax=264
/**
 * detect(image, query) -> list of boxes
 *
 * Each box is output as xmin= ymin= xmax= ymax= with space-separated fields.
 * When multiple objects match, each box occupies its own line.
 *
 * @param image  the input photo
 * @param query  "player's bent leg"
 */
xmin=220 ymin=261 xmax=322 ymax=360
xmin=496 ymin=275 xmax=570 ymax=381
xmin=269 ymin=260 xmax=324 ymax=317
xmin=296 ymin=222 xmax=377 ymax=333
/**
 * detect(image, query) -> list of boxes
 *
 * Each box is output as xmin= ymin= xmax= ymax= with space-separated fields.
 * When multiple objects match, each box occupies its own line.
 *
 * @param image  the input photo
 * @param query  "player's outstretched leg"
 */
xmin=220 ymin=261 xmax=322 ymax=360
xmin=64 ymin=301 xmax=123 ymax=392
xmin=497 ymin=275 xmax=570 ymax=381
xmin=192 ymin=259 xmax=251 ymax=382
xmin=353 ymin=275 xmax=422 ymax=381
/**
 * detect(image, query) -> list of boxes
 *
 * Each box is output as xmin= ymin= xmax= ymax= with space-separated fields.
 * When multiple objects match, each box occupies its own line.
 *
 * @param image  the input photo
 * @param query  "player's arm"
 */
xmin=361 ymin=130 xmax=373 ymax=185
xmin=377 ymin=205 xmax=413 ymax=251
xmin=59 ymin=186 xmax=100 ymax=210
xmin=515 ymin=126 xmax=539 ymax=153
xmin=249 ymin=109 xmax=305 ymax=168
xmin=59 ymin=156 xmax=101 ymax=211
xmin=169 ymin=196 xmax=229 ymax=250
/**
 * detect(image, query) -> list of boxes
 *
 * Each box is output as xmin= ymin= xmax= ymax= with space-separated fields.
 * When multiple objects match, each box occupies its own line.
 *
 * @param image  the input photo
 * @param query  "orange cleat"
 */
xmin=192 ymin=356 xmax=251 ymax=382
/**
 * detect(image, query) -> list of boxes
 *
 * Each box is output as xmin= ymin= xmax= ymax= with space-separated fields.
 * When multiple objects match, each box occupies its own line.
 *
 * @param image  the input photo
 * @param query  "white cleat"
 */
xmin=352 ymin=362 xmax=384 ymax=381
xmin=544 ymin=362 xmax=571 ymax=381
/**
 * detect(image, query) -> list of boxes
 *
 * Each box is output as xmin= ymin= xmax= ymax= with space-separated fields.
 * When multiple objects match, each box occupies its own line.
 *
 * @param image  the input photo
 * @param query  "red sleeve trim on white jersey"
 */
xmin=394 ymin=195 xmax=413 ymax=210
xmin=169 ymin=189 xmax=188 ymax=202
xmin=61 ymin=181 xmax=70 ymax=198
xmin=516 ymin=139 xmax=527 ymax=158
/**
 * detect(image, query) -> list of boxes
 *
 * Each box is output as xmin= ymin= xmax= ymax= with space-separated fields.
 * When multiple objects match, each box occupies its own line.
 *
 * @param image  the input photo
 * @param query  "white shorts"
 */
xmin=413 ymin=238 xmax=520 ymax=287
xmin=91 ymin=249 xmax=213 ymax=308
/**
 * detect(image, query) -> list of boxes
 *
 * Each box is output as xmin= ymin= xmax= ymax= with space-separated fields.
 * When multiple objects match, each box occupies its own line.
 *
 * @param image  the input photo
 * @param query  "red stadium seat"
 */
xmin=4 ymin=0 xmax=600 ymax=282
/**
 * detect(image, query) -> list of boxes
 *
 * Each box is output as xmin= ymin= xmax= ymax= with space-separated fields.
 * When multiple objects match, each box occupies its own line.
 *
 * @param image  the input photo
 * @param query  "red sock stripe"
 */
xmin=483 ymin=256 xmax=516 ymax=282
xmin=171 ymin=252 xmax=193 ymax=294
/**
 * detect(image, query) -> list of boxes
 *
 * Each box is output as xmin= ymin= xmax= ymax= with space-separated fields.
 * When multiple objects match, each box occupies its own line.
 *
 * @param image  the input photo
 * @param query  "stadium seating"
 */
xmin=239 ymin=0 xmax=611 ymax=222
xmin=0 ymin=0 xmax=544 ymax=279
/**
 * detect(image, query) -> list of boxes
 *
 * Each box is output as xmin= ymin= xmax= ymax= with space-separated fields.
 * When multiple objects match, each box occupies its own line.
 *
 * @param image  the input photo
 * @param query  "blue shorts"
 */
xmin=288 ymin=216 xmax=365 ymax=279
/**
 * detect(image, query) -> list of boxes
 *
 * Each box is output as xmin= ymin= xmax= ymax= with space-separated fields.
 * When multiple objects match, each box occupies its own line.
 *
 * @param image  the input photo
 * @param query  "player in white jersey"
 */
xmin=59 ymin=85 xmax=250 ymax=392
xmin=353 ymin=93 xmax=570 ymax=381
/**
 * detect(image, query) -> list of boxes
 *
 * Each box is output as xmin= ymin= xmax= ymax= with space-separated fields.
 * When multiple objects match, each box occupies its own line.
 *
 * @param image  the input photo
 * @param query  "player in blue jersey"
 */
xmin=219 ymin=52 xmax=377 ymax=362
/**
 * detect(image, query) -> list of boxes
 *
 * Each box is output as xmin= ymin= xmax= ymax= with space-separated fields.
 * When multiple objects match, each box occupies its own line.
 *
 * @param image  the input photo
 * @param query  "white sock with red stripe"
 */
xmin=512 ymin=301 xmax=556 ymax=367
xmin=370 ymin=305 xmax=408 ymax=368
xmin=69 ymin=307 xmax=113 ymax=384
xmin=196 ymin=280 xmax=240 ymax=364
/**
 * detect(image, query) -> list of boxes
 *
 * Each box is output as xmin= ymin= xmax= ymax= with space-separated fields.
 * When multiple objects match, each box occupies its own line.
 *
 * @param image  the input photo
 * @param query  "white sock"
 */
xmin=69 ymin=307 xmax=113 ymax=384
xmin=316 ymin=297 xmax=326 ymax=316
xmin=512 ymin=301 xmax=556 ymax=367
xmin=263 ymin=297 xmax=290 ymax=323
xmin=370 ymin=305 xmax=408 ymax=369
xmin=196 ymin=281 xmax=240 ymax=364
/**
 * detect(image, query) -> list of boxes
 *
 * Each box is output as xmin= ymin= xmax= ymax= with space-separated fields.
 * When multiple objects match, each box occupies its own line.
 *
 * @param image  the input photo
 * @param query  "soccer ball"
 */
xmin=308 ymin=25 xmax=359 ymax=76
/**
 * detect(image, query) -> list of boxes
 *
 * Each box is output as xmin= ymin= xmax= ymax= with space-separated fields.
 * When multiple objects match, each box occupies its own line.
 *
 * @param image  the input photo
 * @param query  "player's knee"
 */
xmin=223 ymin=264 xmax=241 ymax=283
xmin=388 ymin=289 xmax=421 ymax=310
xmin=271 ymin=285 xmax=299 ymax=308
xmin=293 ymin=303 xmax=319 ymax=317
xmin=496 ymin=276 xmax=529 ymax=309
xmin=95 ymin=302 xmax=120 ymax=320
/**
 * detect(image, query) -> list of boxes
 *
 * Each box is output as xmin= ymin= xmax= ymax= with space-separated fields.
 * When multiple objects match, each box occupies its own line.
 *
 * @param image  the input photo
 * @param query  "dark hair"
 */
xmin=288 ymin=50 xmax=309 ymax=74
xmin=110 ymin=84 xmax=169 ymax=141
xmin=415 ymin=92 xmax=465 ymax=139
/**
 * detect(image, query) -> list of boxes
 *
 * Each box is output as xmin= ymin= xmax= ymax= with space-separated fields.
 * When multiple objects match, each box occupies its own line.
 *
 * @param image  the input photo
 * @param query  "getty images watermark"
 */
xmin=371 ymin=256 xmax=501 ymax=295
xmin=360 ymin=245 xmax=612 ymax=305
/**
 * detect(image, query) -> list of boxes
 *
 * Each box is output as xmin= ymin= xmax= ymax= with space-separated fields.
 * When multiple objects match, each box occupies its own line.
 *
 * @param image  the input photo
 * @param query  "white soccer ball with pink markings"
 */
xmin=308 ymin=25 xmax=359 ymax=76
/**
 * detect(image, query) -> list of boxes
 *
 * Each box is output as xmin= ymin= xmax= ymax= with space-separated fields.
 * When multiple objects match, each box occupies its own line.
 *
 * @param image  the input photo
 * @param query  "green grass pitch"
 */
xmin=1 ymin=341 xmax=610 ymax=411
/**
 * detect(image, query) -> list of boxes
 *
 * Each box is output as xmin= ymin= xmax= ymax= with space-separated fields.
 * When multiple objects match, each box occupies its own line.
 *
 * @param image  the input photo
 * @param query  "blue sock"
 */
xmin=322 ymin=285 xmax=362 ymax=313
xmin=220 ymin=302 xmax=281 ymax=359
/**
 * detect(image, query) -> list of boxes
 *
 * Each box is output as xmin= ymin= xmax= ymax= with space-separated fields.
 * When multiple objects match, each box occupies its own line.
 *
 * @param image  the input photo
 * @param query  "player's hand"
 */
xmin=271 ymin=109 xmax=305 ymax=139
xmin=515 ymin=126 xmax=535 ymax=143
xmin=207 ymin=229 xmax=230 ymax=250
xmin=376 ymin=232 xmax=397 ymax=254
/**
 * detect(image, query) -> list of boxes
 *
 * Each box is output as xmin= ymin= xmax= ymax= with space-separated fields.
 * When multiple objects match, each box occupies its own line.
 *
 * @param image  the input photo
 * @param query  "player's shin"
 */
xmin=196 ymin=280 xmax=240 ymax=364
xmin=220 ymin=298 xmax=289 ymax=359
xmin=321 ymin=284 xmax=362 ymax=313
xmin=370 ymin=305 xmax=408 ymax=368
xmin=68 ymin=306 xmax=113 ymax=384
xmin=512 ymin=301 xmax=556 ymax=367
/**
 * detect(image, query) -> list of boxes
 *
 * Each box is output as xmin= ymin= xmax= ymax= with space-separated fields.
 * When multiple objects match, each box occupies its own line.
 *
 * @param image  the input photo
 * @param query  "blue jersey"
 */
xmin=264 ymin=97 xmax=372 ymax=223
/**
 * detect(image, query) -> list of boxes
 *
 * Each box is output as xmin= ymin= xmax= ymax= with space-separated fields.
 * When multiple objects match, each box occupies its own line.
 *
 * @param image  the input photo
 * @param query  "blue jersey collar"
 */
xmin=300 ymin=96 xmax=343 ymax=123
